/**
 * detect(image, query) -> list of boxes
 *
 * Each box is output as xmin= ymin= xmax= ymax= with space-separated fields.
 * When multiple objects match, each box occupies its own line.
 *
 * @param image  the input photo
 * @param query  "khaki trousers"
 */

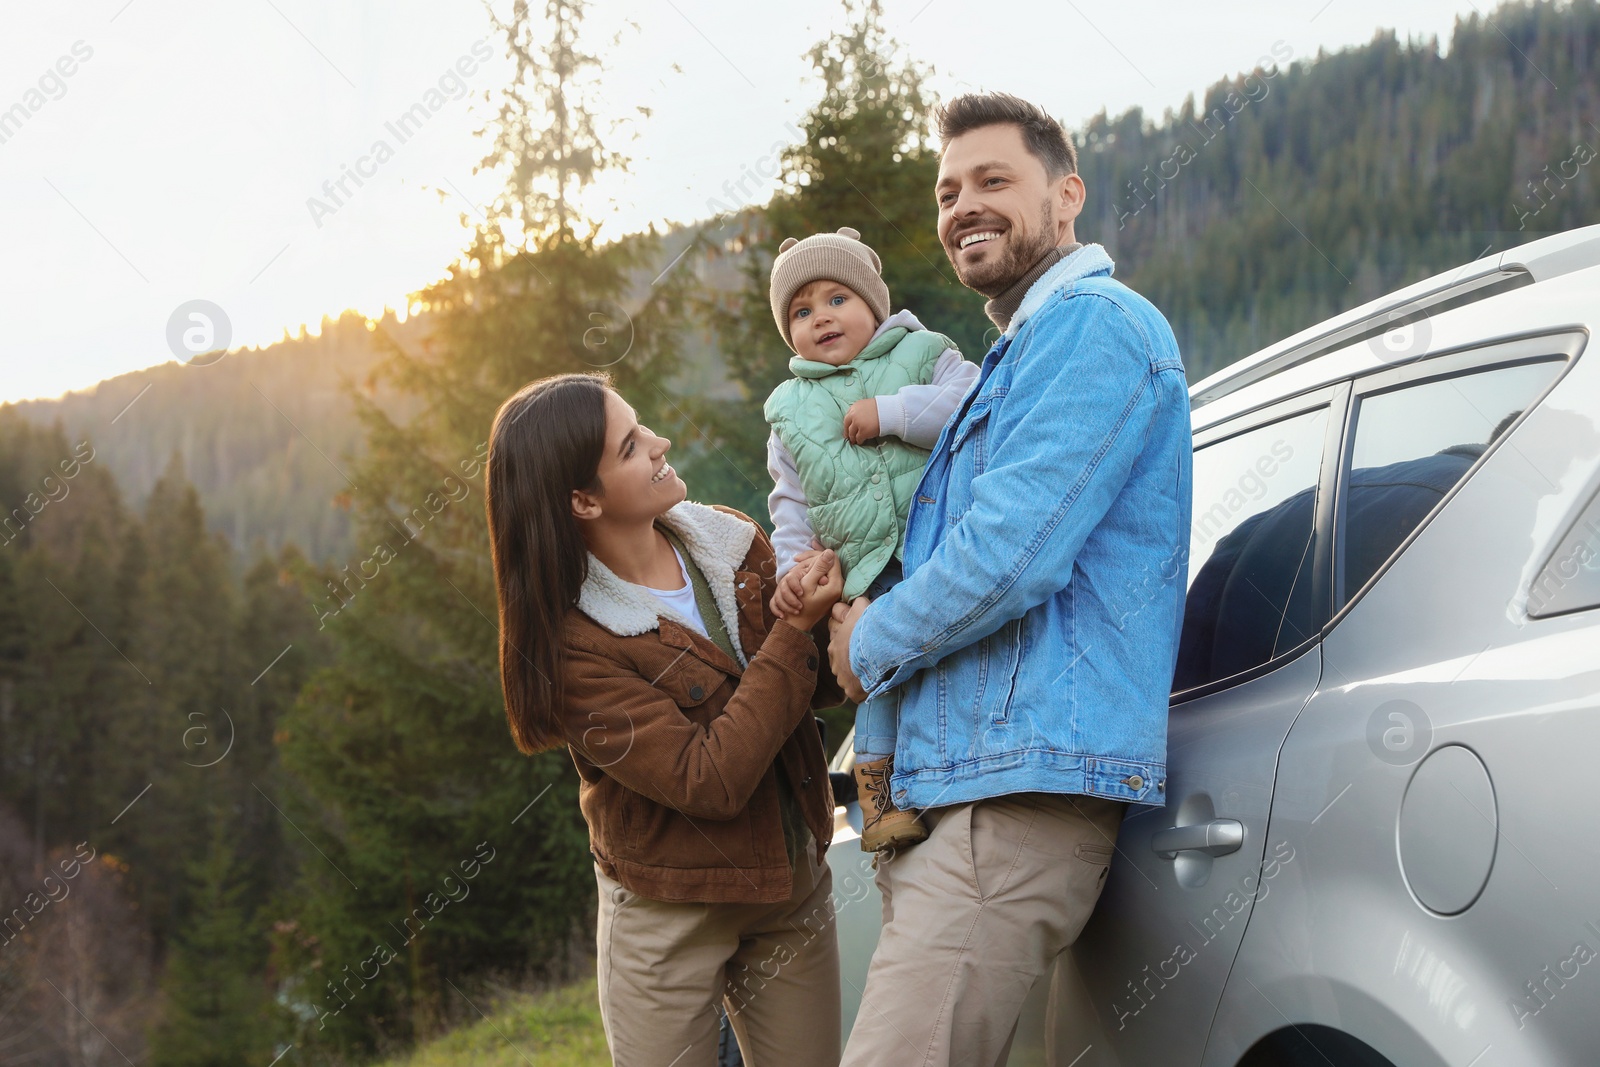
xmin=840 ymin=792 xmax=1125 ymax=1067
xmin=595 ymin=840 xmax=842 ymax=1067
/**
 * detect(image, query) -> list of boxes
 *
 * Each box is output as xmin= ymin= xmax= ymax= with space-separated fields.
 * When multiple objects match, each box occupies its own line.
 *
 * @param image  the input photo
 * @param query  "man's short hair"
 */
xmin=935 ymin=92 xmax=1078 ymax=178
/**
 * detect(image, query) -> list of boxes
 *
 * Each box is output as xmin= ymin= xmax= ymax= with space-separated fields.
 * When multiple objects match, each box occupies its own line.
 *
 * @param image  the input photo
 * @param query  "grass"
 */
xmin=381 ymin=978 xmax=610 ymax=1067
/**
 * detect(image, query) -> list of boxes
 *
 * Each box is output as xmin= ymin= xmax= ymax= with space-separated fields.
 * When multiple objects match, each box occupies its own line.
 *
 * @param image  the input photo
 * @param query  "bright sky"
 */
xmin=2 ymin=0 xmax=1489 ymax=403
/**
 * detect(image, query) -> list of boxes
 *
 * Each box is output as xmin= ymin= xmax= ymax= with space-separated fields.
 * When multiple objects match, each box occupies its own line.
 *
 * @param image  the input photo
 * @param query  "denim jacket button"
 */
xmin=1124 ymin=774 xmax=1144 ymax=790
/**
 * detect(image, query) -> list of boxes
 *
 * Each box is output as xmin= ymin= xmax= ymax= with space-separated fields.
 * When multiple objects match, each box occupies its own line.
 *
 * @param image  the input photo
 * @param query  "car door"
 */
xmin=1204 ymin=335 xmax=1591 ymax=1066
xmin=1049 ymin=385 xmax=1346 ymax=1066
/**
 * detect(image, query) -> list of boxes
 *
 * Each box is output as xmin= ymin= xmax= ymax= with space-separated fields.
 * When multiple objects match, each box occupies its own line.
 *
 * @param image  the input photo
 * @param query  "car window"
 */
xmin=1342 ymin=361 xmax=1561 ymax=602
xmin=1174 ymin=406 xmax=1329 ymax=694
xmin=1528 ymin=490 xmax=1600 ymax=618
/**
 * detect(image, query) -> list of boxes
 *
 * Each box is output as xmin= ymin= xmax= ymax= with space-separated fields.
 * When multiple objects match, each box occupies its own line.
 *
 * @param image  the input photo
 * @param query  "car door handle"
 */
xmin=1152 ymin=818 xmax=1244 ymax=859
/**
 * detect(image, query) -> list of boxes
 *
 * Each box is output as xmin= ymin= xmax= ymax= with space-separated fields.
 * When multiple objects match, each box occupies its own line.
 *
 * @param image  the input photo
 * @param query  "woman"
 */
xmin=485 ymin=373 xmax=844 ymax=1067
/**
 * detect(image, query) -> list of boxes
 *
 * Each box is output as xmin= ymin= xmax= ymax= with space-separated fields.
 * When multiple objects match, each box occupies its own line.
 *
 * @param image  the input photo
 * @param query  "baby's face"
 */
xmin=788 ymin=280 xmax=877 ymax=366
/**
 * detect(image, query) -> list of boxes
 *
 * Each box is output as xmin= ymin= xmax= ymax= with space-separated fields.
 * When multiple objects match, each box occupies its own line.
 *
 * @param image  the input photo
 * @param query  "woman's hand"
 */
xmin=769 ymin=549 xmax=822 ymax=619
xmin=779 ymin=549 xmax=842 ymax=632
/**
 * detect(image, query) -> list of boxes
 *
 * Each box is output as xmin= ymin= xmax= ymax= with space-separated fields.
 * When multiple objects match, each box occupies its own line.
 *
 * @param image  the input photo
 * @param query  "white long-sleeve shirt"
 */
xmin=767 ymin=310 xmax=979 ymax=578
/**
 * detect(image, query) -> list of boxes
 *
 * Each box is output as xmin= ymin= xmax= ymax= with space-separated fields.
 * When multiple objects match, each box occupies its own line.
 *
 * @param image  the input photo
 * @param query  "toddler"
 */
xmin=763 ymin=226 xmax=977 ymax=852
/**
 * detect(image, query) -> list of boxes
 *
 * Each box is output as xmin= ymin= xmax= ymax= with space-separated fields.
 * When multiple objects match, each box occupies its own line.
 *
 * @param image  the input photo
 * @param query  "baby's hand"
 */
xmin=844 ymin=399 xmax=880 ymax=445
xmin=769 ymin=550 xmax=822 ymax=619
xmin=785 ymin=551 xmax=843 ymax=631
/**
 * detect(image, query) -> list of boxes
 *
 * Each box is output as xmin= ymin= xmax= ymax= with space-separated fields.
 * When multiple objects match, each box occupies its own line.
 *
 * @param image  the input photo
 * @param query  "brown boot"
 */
xmin=853 ymin=756 xmax=928 ymax=852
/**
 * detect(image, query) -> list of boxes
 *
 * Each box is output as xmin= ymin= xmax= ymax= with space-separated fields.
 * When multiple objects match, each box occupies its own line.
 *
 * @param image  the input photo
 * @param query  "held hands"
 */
xmin=843 ymin=399 xmax=881 ymax=445
xmin=770 ymin=549 xmax=822 ymax=620
xmin=827 ymin=598 xmax=871 ymax=703
xmin=773 ymin=550 xmax=843 ymax=632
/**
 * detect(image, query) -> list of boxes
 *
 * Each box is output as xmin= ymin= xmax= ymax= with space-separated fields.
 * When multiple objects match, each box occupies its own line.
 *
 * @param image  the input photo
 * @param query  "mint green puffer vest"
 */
xmin=764 ymin=326 xmax=953 ymax=601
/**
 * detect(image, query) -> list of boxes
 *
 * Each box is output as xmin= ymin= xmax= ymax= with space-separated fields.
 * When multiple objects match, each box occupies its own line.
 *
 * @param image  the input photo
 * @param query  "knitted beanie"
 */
xmin=768 ymin=226 xmax=891 ymax=350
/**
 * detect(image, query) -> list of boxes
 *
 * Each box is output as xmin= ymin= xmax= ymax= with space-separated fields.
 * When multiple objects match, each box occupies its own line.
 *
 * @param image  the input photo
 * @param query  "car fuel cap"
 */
xmin=1397 ymin=744 xmax=1497 ymax=915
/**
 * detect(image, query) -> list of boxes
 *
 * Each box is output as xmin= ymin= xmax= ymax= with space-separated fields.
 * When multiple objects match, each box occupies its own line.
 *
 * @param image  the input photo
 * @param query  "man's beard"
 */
xmin=947 ymin=200 xmax=1058 ymax=298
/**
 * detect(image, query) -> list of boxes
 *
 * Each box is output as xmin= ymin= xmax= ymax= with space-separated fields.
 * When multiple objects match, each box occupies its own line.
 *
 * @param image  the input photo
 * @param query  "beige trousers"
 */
xmin=595 ymin=840 xmax=842 ymax=1067
xmin=840 ymin=792 xmax=1125 ymax=1067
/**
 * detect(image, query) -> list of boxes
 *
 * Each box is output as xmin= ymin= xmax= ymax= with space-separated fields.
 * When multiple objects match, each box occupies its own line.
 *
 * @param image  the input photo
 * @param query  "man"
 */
xmin=828 ymin=92 xmax=1193 ymax=1064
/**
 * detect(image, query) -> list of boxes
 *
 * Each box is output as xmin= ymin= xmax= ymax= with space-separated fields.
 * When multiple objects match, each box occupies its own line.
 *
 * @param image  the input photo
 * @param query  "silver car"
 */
xmin=826 ymin=225 xmax=1600 ymax=1066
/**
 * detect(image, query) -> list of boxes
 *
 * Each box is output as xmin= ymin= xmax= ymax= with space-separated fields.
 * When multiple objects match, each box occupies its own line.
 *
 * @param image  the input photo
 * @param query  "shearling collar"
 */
xmin=576 ymin=501 xmax=757 ymax=665
xmin=1005 ymin=243 xmax=1115 ymax=339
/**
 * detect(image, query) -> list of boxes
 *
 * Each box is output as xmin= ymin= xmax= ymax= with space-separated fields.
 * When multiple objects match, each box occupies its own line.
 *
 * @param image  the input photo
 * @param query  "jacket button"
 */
xmin=689 ymin=685 xmax=704 ymax=701
xmin=871 ymin=473 xmax=881 ymax=484
xmin=806 ymin=656 xmax=818 ymax=670
xmin=873 ymin=490 xmax=883 ymax=500
xmin=1124 ymin=775 xmax=1144 ymax=790
xmin=737 ymin=581 xmax=745 ymax=589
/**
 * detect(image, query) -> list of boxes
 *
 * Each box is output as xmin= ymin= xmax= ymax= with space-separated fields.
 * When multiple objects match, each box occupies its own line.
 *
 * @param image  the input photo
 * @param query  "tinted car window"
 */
xmin=1343 ymin=362 xmax=1561 ymax=601
xmin=1529 ymin=490 xmax=1600 ymax=618
xmin=1174 ymin=407 xmax=1328 ymax=693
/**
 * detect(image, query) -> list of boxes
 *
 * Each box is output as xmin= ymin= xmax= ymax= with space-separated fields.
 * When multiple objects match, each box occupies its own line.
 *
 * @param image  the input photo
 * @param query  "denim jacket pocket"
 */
xmin=990 ymin=615 xmax=1024 ymax=724
xmin=945 ymin=398 xmax=999 ymax=523
xmin=948 ymin=389 xmax=1005 ymax=460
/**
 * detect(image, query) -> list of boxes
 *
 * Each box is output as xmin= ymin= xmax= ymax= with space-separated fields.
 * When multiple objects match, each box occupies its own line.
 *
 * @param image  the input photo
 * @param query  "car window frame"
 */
xmin=1327 ymin=330 xmax=1585 ymax=632
xmin=1172 ymin=382 xmax=1349 ymax=706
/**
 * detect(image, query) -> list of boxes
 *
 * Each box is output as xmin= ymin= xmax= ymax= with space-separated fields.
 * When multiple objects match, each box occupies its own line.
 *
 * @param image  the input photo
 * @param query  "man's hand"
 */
xmin=828 ymin=598 xmax=871 ymax=703
xmin=843 ymin=399 xmax=881 ymax=445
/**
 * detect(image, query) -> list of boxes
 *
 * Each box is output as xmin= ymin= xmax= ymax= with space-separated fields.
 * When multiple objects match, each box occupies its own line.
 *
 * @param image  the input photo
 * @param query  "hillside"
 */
xmin=1087 ymin=1 xmax=1600 ymax=375
xmin=9 ymin=312 xmax=405 ymax=562
xmin=376 ymin=980 xmax=607 ymax=1067
xmin=11 ymin=0 xmax=1599 ymax=560
xmin=8 ymin=224 xmax=737 ymax=563
xmin=5 ymin=5 xmax=1596 ymax=1065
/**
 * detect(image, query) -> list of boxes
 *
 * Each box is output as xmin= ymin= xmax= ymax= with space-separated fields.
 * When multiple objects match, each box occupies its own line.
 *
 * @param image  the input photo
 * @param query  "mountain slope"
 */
xmin=11 ymin=312 xmax=408 ymax=562
xmin=13 ymin=0 xmax=1599 ymax=559
xmin=1082 ymin=0 xmax=1600 ymax=375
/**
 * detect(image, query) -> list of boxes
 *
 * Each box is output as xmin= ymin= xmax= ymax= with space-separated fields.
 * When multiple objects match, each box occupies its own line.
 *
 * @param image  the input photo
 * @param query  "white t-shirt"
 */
xmin=640 ymin=546 xmax=709 ymax=637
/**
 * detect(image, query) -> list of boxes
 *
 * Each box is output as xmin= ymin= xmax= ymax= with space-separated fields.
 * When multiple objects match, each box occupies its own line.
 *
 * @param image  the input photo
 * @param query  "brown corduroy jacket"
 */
xmin=558 ymin=502 xmax=838 ymax=904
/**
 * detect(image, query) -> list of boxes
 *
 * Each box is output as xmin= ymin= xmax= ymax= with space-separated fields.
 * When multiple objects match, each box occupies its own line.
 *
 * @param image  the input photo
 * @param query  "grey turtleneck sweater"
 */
xmin=983 ymin=242 xmax=1083 ymax=330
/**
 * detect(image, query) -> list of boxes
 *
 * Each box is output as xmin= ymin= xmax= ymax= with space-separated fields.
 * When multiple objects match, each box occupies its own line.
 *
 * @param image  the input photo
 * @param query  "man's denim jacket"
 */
xmin=849 ymin=245 xmax=1193 ymax=810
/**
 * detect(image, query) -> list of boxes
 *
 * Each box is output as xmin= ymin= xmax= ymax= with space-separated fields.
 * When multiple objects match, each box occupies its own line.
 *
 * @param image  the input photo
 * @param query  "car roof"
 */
xmin=1188 ymin=225 xmax=1600 ymax=433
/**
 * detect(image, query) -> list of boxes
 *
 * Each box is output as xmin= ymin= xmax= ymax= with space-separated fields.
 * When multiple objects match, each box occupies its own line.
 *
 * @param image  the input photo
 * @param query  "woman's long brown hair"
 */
xmin=485 ymin=373 xmax=610 ymax=753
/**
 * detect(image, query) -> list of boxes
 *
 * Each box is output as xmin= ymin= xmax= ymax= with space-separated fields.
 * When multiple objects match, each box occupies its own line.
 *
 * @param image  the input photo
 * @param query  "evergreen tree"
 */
xmin=699 ymin=0 xmax=987 ymax=520
xmin=231 ymin=547 xmax=328 ymax=912
xmin=1077 ymin=0 xmax=1600 ymax=377
xmin=276 ymin=0 xmax=686 ymax=1054
xmin=149 ymin=814 xmax=277 ymax=1067
xmin=100 ymin=457 xmax=239 ymax=946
